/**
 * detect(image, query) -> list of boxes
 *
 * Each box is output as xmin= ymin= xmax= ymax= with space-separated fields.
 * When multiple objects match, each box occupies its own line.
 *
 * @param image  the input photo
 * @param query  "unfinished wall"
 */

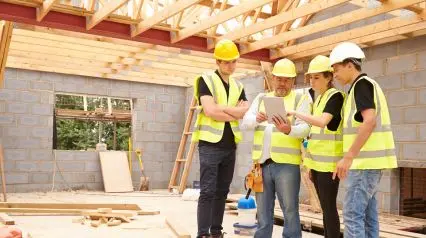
xmin=0 ymin=68 xmax=185 ymax=192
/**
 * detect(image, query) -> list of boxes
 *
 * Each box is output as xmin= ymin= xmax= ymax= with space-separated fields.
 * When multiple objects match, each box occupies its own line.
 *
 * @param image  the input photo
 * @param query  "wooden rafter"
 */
xmin=275 ymin=12 xmax=426 ymax=60
xmin=209 ymin=0 xmax=228 ymax=36
xmin=286 ymin=14 xmax=313 ymax=46
xmin=131 ymin=0 xmax=202 ymax=37
xmin=133 ymin=0 xmax=145 ymax=20
xmin=216 ymin=0 xmax=350 ymax=44
xmin=87 ymin=0 xmax=130 ymax=30
xmin=199 ymin=0 xmax=272 ymax=19
xmin=0 ymin=21 xmax=13 ymax=87
xmin=36 ymin=0 xmax=57 ymax=22
xmin=274 ymin=0 xmax=295 ymax=34
xmin=171 ymin=0 xmax=275 ymax=43
xmin=242 ymin=0 xmax=425 ymax=55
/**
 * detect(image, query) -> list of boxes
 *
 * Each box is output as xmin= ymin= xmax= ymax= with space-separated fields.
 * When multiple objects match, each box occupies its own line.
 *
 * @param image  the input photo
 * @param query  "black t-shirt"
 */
xmin=348 ymin=74 xmax=376 ymax=123
xmin=197 ymin=70 xmax=247 ymax=149
xmin=309 ymin=88 xmax=344 ymax=131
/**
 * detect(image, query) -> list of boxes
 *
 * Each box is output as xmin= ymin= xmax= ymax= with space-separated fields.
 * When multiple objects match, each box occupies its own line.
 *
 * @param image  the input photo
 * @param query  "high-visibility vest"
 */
xmin=252 ymin=91 xmax=304 ymax=165
xmin=343 ymin=76 xmax=398 ymax=170
xmin=304 ymin=88 xmax=344 ymax=172
xmin=192 ymin=71 xmax=244 ymax=143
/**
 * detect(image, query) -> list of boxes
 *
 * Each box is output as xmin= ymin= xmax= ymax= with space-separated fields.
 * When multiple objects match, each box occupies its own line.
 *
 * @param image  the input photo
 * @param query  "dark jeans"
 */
xmin=311 ymin=170 xmax=341 ymax=238
xmin=197 ymin=145 xmax=236 ymax=237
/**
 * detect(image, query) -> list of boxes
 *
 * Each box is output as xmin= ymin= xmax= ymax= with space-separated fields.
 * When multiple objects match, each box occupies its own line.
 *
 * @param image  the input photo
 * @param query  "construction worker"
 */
xmin=287 ymin=55 xmax=344 ymax=238
xmin=241 ymin=58 xmax=310 ymax=238
xmin=329 ymin=42 xmax=398 ymax=238
xmin=192 ymin=39 xmax=249 ymax=238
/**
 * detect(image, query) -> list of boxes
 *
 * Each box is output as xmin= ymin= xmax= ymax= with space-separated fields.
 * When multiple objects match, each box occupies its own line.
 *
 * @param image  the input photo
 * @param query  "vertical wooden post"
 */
xmin=0 ymin=21 xmax=13 ymax=88
xmin=0 ymin=144 xmax=7 ymax=202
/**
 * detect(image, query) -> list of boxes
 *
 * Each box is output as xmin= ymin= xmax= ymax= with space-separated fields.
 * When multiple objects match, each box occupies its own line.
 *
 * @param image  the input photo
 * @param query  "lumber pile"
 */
xmin=226 ymin=194 xmax=426 ymax=238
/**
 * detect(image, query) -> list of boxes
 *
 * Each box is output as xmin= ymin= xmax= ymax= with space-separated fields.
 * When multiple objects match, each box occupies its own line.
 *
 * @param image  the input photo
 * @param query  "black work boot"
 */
xmin=210 ymin=232 xmax=226 ymax=238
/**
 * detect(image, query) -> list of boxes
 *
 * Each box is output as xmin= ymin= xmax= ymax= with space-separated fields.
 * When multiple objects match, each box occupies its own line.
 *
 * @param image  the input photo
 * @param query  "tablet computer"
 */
xmin=263 ymin=96 xmax=287 ymax=124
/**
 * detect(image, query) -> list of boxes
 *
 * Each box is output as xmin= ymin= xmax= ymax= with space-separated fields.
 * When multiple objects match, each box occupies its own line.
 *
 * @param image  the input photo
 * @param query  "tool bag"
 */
xmin=244 ymin=162 xmax=263 ymax=198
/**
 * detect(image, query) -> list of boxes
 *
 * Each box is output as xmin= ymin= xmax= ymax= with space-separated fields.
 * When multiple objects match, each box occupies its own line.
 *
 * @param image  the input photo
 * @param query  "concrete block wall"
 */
xmin=0 ymin=68 xmax=185 ymax=192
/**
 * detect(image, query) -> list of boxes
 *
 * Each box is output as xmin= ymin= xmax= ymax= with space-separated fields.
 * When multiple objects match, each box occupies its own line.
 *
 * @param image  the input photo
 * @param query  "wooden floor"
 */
xmin=226 ymin=194 xmax=426 ymax=238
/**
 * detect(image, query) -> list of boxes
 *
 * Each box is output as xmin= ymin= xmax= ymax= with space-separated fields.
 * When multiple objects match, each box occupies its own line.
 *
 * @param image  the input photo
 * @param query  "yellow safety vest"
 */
xmin=192 ymin=72 xmax=243 ymax=143
xmin=304 ymin=88 xmax=344 ymax=172
xmin=343 ymin=76 xmax=398 ymax=170
xmin=252 ymin=91 xmax=304 ymax=165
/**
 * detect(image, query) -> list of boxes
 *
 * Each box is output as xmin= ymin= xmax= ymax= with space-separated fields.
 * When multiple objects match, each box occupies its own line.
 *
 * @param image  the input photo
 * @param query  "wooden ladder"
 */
xmin=168 ymin=98 xmax=198 ymax=194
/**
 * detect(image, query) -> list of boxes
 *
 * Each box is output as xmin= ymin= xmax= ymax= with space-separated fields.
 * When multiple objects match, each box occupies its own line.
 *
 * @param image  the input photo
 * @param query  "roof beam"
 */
xmin=0 ymin=21 xmax=13 ymax=87
xmin=87 ymin=0 xmax=130 ymax=30
xmin=275 ymin=11 xmax=426 ymax=60
xmin=36 ymin=0 xmax=58 ymax=21
xmin=199 ymin=0 xmax=272 ymax=19
xmin=217 ymin=0 xmax=350 ymax=44
xmin=171 ymin=0 xmax=275 ymax=43
xmin=131 ymin=0 xmax=202 ymax=37
xmin=242 ymin=0 xmax=425 ymax=55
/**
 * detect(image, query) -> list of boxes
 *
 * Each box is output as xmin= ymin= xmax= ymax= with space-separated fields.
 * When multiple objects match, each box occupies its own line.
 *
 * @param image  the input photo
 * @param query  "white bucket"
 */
xmin=238 ymin=208 xmax=257 ymax=226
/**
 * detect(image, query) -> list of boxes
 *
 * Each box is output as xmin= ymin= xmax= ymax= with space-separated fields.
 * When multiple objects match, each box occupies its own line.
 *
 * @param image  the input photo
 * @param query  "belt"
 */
xmin=261 ymin=158 xmax=274 ymax=166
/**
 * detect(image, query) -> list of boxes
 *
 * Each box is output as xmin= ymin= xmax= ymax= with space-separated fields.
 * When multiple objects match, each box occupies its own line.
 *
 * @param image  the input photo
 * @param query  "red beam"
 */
xmin=0 ymin=2 xmax=271 ymax=61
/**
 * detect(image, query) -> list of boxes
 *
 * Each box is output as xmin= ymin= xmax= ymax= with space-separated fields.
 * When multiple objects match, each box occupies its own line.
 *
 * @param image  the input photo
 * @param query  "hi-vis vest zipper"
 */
xmin=192 ymin=72 xmax=244 ymax=143
xmin=252 ymin=91 xmax=304 ymax=165
xmin=343 ymin=76 xmax=398 ymax=170
xmin=304 ymin=88 xmax=345 ymax=172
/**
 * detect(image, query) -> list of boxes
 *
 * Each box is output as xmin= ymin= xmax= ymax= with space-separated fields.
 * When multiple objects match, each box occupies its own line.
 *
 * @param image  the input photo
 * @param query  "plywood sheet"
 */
xmin=99 ymin=151 xmax=133 ymax=193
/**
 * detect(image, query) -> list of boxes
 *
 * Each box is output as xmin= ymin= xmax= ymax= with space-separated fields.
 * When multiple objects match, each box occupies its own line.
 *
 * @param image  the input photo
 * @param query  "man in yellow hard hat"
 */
xmin=241 ymin=58 xmax=311 ymax=238
xmin=192 ymin=39 xmax=249 ymax=238
xmin=330 ymin=42 xmax=397 ymax=238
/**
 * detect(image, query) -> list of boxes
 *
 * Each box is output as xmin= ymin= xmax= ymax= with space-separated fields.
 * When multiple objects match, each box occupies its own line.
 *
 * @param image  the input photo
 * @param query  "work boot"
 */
xmin=210 ymin=232 xmax=226 ymax=238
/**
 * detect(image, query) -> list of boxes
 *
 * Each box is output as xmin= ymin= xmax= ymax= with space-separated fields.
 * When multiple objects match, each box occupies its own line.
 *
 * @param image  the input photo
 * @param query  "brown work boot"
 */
xmin=210 ymin=232 xmax=226 ymax=238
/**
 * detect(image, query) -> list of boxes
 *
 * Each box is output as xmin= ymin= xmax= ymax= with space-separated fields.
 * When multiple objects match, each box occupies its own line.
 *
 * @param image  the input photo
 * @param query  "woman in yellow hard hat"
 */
xmin=287 ymin=55 xmax=344 ymax=238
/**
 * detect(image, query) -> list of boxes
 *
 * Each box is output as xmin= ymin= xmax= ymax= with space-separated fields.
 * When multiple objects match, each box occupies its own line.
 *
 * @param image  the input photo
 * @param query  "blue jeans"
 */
xmin=255 ymin=160 xmax=301 ymax=238
xmin=343 ymin=169 xmax=382 ymax=238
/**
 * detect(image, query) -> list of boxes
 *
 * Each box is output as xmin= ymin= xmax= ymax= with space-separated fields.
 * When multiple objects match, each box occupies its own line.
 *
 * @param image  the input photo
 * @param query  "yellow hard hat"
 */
xmin=272 ymin=58 xmax=297 ymax=77
xmin=214 ymin=39 xmax=240 ymax=61
xmin=305 ymin=55 xmax=333 ymax=75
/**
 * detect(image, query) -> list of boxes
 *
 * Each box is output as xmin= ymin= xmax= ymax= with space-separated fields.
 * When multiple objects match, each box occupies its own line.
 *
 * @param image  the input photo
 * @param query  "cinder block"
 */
xmin=387 ymin=90 xmax=416 ymax=107
xmin=7 ymin=102 xmax=28 ymax=114
xmin=144 ymin=122 xmax=163 ymax=132
xmin=389 ymin=107 xmax=404 ymax=125
xmin=0 ymin=89 xmax=16 ymax=101
xmin=418 ymin=88 xmax=426 ymax=105
xmin=172 ymin=94 xmax=186 ymax=104
xmin=403 ymin=143 xmax=426 ymax=159
xmin=375 ymin=74 xmax=402 ymax=91
xmin=17 ymin=69 xmax=41 ymax=81
xmin=85 ymin=161 xmax=101 ymax=172
xmin=110 ymin=90 xmax=130 ymax=98
xmin=404 ymin=106 xmax=426 ymax=123
xmin=4 ymin=68 xmax=17 ymax=81
xmin=54 ymin=150 xmax=74 ymax=160
xmin=40 ymin=72 xmax=64 ymax=83
xmin=419 ymin=51 xmax=426 ymax=70
xmin=18 ymin=115 xmax=39 ymax=126
xmin=54 ymin=83 xmax=78 ymax=93
xmin=18 ymin=138 xmax=41 ymax=149
xmin=399 ymin=35 xmax=426 ymax=55
xmin=163 ymin=123 xmax=183 ymax=133
xmin=31 ymin=127 xmax=52 ymax=138
xmin=30 ymin=148 xmax=53 ymax=162
xmin=4 ymin=127 xmax=29 ymax=137
xmin=39 ymin=92 xmax=54 ymax=105
xmin=73 ymin=151 xmax=98 ymax=161
xmin=135 ymin=111 xmax=155 ymax=122
xmin=5 ymin=79 xmax=29 ymax=90
xmin=31 ymin=104 xmax=53 ymax=115
xmin=6 ymin=173 xmax=29 ymax=184
xmin=171 ymin=133 xmax=182 ymax=143
xmin=30 ymin=173 xmax=51 ymax=184
xmin=141 ymin=161 xmax=162 ymax=173
xmin=363 ymin=60 xmax=384 ymax=78
xmin=4 ymin=149 xmax=28 ymax=161
xmin=164 ymin=103 xmax=183 ymax=114
xmin=386 ymin=54 xmax=417 ymax=75
xmin=31 ymin=81 xmax=53 ymax=91
xmin=419 ymin=125 xmax=426 ymax=140
xmin=0 ymin=114 xmax=15 ymax=125
xmin=156 ymin=94 xmax=172 ymax=103
xmin=143 ymin=142 xmax=165 ymax=152
xmin=56 ymin=161 xmax=85 ymax=172
xmin=0 ymin=101 xmax=4 ymax=113
xmin=39 ymin=161 xmax=54 ymax=172
xmin=56 ymin=172 xmax=96 ymax=183
xmin=367 ymin=42 xmax=397 ymax=61
xmin=111 ymin=80 xmax=130 ymax=91
xmin=165 ymin=86 xmax=184 ymax=95
xmin=155 ymin=112 xmax=174 ymax=123
xmin=392 ymin=125 xmax=417 ymax=142
xmin=154 ymin=133 xmax=172 ymax=142
xmin=4 ymin=161 xmax=15 ymax=172
xmin=133 ymin=131 xmax=156 ymax=142
xmin=147 ymin=101 xmax=163 ymax=112
xmin=165 ymin=143 xmax=179 ymax=153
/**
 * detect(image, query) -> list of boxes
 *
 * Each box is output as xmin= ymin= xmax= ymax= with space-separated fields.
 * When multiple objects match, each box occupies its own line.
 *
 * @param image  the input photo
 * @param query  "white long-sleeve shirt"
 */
xmin=240 ymin=91 xmax=311 ymax=164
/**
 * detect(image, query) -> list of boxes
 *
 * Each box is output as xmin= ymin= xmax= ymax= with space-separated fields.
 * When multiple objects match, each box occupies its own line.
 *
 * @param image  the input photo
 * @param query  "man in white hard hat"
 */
xmin=329 ymin=42 xmax=397 ymax=238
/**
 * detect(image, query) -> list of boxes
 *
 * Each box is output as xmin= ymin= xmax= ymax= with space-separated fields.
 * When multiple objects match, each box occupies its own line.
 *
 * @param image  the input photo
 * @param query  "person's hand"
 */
xmin=272 ymin=115 xmax=291 ymax=134
xmin=307 ymin=169 xmax=313 ymax=183
xmin=0 ymin=226 xmax=22 ymax=238
xmin=333 ymin=153 xmax=354 ymax=180
xmin=256 ymin=112 xmax=268 ymax=123
xmin=287 ymin=110 xmax=296 ymax=116
xmin=237 ymin=100 xmax=245 ymax=107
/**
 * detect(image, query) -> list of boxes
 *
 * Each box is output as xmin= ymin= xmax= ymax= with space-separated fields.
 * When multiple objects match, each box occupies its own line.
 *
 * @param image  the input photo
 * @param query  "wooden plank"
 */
xmin=171 ymin=0 xmax=274 ymax=43
xmin=0 ymin=144 xmax=6 ymax=202
xmin=99 ymin=151 xmax=134 ymax=193
xmin=0 ymin=213 xmax=14 ymax=225
xmin=131 ymin=0 xmax=203 ymax=37
xmin=0 ymin=21 xmax=13 ymax=88
xmin=244 ymin=0 xmax=426 ymax=54
xmin=36 ymin=0 xmax=58 ymax=21
xmin=281 ymin=15 xmax=426 ymax=60
xmin=217 ymin=0 xmax=350 ymax=43
xmin=87 ymin=0 xmax=130 ymax=30
xmin=166 ymin=217 xmax=191 ymax=238
xmin=0 ymin=202 xmax=141 ymax=210
xmin=81 ymin=210 xmax=137 ymax=218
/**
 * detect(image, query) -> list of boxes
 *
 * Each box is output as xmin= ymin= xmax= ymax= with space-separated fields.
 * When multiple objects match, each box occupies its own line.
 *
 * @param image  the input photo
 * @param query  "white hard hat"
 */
xmin=329 ymin=42 xmax=366 ymax=66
